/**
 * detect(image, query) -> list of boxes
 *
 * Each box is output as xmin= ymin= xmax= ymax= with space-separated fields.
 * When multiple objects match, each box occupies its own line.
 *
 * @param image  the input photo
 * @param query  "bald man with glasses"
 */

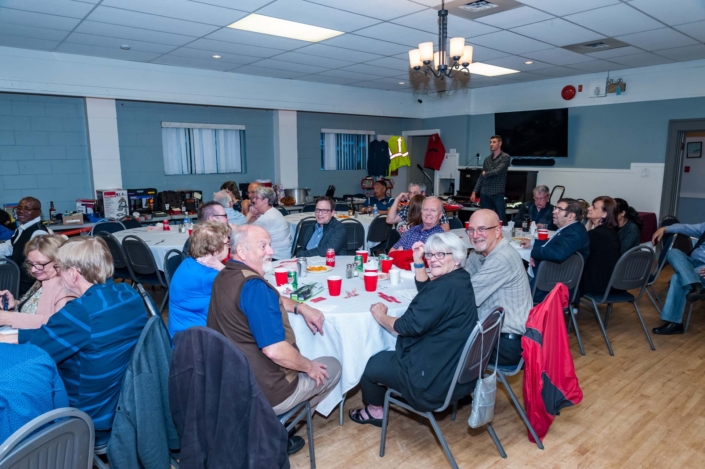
xmin=0 ymin=197 xmax=49 ymax=295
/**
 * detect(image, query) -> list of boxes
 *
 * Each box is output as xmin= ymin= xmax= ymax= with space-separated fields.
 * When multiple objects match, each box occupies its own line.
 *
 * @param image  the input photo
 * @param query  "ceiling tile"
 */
xmin=64 ymin=33 xmax=176 ymax=54
xmin=185 ymin=39 xmax=283 ymax=58
xmin=465 ymin=44 xmax=511 ymax=62
xmin=511 ymin=18 xmax=605 ymax=47
xmin=475 ymin=6 xmax=553 ymax=29
xmin=165 ymin=48 xmax=259 ymax=65
xmin=232 ymin=67 xmax=308 ymax=79
xmin=296 ymin=75 xmax=362 ymax=85
xmin=675 ymin=20 xmax=705 ymax=42
xmin=608 ymin=52 xmax=675 ymax=68
xmin=254 ymin=59 xmax=329 ymax=74
xmin=586 ymin=45 xmax=644 ymax=59
xmin=656 ymin=44 xmax=705 ymax=62
xmin=354 ymin=23 xmax=437 ymax=48
xmin=188 ymin=0 xmax=272 ymax=12
xmin=76 ymin=21 xmax=196 ymax=46
xmin=272 ymin=51 xmax=355 ymax=69
xmin=337 ymin=64 xmax=404 ymax=77
xmin=322 ymin=34 xmax=411 ymax=55
xmin=152 ymin=55 xmax=238 ymax=71
xmin=86 ymin=6 xmax=219 ymax=37
xmin=318 ymin=69 xmax=381 ymax=81
xmin=392 ymin=9 xmax=499 ymax=37
xmin=567 ymin=60 xmax=622 ymax=73
xmin=524 ymin=48 xmax=597 ymax=65
xmin=348 ymin=81 xmax=413 ymax=91
xmin=303 ymin=0 xmax=427 ymax=21
xmin=629 ymin=0 xmax=705 ymax=26
xmin=365 ymin=77 xmax=414 ymax=86
xmin=469 ymin=31 xmax=553 ymax=54
xmin=100 ymin=0 xmax=247 ymax=26
xmin=517 ymin=0 xmax=620 ymax=17
xmin=0 ymin=22 xmax=70 ymax=41
xmin=484 ymin=56 xmax=554 ymax=71
xmin=529 ymin=67 xmax=586 ymax=78
xmin=0 ymin=34 xmax=59 ymax=51
xmin=0 ymin=0 xmax=94 ymax=18
xmin=257 ymin=0 xmax=380 ymax=32
xmin=565 ymin=4 xmax=663 ymax=37
xmin=364 ymin=56 xmax=411 ymax=71
xmin=206 ymin=28 xmax=309 ymax=50
xmin=296 ymin=44 xmax=384 ymax=62
xmin=0 ymin=7 xmax=81 ymax=30
xmin=56 ymin=42 xmax=162 ymax=62
xmin=617 ymin=28 xmax=698 ymax=51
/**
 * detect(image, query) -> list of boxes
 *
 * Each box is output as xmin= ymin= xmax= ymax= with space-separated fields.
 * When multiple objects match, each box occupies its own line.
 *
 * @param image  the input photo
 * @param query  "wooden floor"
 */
xmin=153 ymin=266 xmax=705 ymax=468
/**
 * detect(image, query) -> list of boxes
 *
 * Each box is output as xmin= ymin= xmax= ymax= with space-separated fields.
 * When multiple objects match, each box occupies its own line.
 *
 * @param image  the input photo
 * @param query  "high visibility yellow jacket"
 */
xmin=388 ymin=135 xmax=410 ymax=175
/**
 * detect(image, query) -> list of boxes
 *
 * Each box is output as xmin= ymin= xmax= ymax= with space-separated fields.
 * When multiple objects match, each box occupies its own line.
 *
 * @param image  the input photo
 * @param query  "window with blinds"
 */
xmin=161 ymin=123 xmax=246 ymax=175
xmin=320 ymin=129 xmax=374 ymax=171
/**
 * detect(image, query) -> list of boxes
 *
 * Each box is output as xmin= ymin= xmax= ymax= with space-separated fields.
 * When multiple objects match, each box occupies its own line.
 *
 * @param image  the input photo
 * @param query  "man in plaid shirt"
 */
xmin=390 ymin=197 xmax=444 ymax=251
xmin=470 ymin=135 xmax=510 ymax=222
xmin=387 ymin=182 xmax=450 ymax=233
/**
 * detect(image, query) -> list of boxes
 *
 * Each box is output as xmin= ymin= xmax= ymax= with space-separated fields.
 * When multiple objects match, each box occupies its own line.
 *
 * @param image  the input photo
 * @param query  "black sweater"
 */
xmin=580 ymin=225 xmax=622 ymax=296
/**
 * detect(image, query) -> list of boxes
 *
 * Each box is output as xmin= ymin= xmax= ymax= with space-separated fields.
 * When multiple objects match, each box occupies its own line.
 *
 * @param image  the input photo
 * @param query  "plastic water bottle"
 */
xmin=184 ymin=215 xmax=192 ymax=232
xmin=372 ymin=204 xmax=378 ymax=217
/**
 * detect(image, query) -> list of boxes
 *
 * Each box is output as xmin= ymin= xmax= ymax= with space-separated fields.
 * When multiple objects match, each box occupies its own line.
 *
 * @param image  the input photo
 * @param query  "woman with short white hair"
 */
xmin=247 ymin=186 xmax=292 ymax=260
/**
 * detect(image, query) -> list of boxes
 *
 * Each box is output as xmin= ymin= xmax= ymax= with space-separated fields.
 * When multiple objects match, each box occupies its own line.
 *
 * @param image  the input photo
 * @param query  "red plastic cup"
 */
xmin=327 ymin=276 xmax=342 ymax=296
xmin=274 ymin=268 xmax=288 ymax=286
xmin=188 ymin=229 xmax=193 ymax=236
xmin=356 ymin=250 xmax=368 ymax=263
xmin=538 ymin=229 xmax=548 ymax=241
xmin=363 ymin=272 xmax=378 ymax=292
xmin=380 ymin=258 xmax=393 ymax=273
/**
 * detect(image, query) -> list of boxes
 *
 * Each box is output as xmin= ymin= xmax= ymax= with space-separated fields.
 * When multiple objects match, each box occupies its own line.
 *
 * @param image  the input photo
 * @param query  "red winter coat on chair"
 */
xmin=521 ymin=284 xmax=583 ymax=443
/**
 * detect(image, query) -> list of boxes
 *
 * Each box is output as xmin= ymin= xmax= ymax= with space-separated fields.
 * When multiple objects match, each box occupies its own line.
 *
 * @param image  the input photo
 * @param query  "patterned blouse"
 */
xmin=16 ymin=281 xmax=42 ymax=314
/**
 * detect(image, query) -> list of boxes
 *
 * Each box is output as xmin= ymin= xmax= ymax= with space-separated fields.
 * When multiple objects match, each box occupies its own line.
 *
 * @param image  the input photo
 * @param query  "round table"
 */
xmin=450 ymin=228 xmax=555 ymax=262
xmin=284 ymin=212 xmax=378 ymax=249
xmin=264 ymin=255 xmax=416 ymax=416
xmin=112 ymin=227 xmax=188 ymax=271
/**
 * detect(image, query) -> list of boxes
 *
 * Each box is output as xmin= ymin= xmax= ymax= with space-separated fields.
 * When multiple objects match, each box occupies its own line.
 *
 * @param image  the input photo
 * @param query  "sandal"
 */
xmin=349 ymin=405 xmax=383 ymax=428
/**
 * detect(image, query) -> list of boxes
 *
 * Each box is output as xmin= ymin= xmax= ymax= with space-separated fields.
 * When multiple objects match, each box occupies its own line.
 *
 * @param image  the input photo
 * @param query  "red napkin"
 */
xmin=310 ymin=297 xmax=326 ymax=303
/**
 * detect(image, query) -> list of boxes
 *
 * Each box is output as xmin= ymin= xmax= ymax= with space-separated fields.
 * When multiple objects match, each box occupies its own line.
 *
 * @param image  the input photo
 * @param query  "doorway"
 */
xmin=662 ymin=119 xmax=705 ymax=222
xmin=402 ymin=129 xmax=440 ymax=195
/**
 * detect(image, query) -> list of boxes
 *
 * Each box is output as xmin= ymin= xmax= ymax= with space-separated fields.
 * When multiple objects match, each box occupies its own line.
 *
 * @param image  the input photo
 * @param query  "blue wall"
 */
xmin=297 ymin=112 xmax=416 ymax=196
xmin=116 ymin=101 xmax=274 ymax=200
xmin=0 ymin=92 xmax=92 ymax=217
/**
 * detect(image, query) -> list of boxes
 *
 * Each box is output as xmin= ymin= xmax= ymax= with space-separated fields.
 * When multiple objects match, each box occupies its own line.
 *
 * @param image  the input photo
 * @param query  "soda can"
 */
xmin=287 ymin=270 xmax=298 ymax=290
xmin=163 ymin=219 xmax=170 ymax=231
xmin=297 ymin=257 xmax=308 ymax=278
xmin=326 ymin=248 xmax=335 ymax=267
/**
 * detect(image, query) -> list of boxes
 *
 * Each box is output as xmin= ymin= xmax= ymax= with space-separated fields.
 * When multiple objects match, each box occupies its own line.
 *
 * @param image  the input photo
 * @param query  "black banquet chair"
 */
xmin=448 ymin=217 xmax=463 ymax=230
xmin=121 ymin=235 xmax=169 ymax=312
xmin=0 ymin=258 xmax=21 ymax=299
xmin=340 ymin=218 xmax=365 ymax=254
xmin=367 ymin=215 xmax=391 ymax=255
xmin=119 ymin=217 xmax=142 ymax=229
xmin=164 ymin=249 xmax=186 ymax=289
xmin=94 ymin=232 xmax=134 ymax=283
xmin=90 ymin=220 xmax=125 ymax=236
xmin=291 ymin=217 xmax=317 ymax=258
xmin=302 ymin=204 xmax=316 ymax=213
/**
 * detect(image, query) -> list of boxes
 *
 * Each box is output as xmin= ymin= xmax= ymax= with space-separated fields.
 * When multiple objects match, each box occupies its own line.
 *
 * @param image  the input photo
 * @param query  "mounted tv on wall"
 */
xmin=494 ymin=108 xmax=569 ymax=157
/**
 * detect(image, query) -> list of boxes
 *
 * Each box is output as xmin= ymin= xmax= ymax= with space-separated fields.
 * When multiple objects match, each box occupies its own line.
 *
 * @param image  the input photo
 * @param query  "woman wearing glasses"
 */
xmin=0 ymin=235 xmax=76 ymax=330
xmin=246 ymin=186 xmax=292 ymax=260
xmin=349 ymin=232 xmax=478 ymax=426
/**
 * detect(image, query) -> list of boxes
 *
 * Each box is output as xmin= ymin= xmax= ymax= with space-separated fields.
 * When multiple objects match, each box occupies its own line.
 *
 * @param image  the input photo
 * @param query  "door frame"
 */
xmin=661 ymin=119 xmax=705 ymax=219
xmin=402 ymin=129 xmax=441 ymax=192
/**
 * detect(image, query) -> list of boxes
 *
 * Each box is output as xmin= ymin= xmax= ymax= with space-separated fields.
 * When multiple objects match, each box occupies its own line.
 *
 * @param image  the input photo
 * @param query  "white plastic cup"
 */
xmin=390 ymin=268 xmax=401 ymax=285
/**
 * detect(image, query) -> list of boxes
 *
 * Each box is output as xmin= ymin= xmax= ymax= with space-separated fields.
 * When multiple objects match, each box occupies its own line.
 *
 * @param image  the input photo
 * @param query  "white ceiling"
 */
xmin=0 ymin=0 xmax=704 ymax=93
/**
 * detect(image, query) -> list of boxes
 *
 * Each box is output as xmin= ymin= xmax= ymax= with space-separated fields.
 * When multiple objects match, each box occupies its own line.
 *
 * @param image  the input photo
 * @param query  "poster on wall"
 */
xmin=687 ymin=142 xmax=702 ymax=158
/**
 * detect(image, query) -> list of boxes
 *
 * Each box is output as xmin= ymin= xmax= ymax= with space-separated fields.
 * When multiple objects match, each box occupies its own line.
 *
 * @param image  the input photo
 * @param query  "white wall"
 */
xmin=85 ymin=98 xmax=122 ymax=192
xmin=273 ymin=110 xmax=298 ymax=189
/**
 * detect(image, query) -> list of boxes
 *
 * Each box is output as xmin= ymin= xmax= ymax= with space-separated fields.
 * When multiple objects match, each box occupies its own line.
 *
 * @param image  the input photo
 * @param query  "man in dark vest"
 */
xmin=207 ymin=225 xmax=341 ymax=455
xmin=0 ymin=197 xmax=48 ymax=295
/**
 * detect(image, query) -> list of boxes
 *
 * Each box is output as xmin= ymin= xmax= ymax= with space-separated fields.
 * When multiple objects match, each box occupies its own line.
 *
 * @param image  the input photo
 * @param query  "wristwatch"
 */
xmin=294 ymin=304 xmax=299 ymax=315
xmin=413 ymin=262 xmax=425 ymax=269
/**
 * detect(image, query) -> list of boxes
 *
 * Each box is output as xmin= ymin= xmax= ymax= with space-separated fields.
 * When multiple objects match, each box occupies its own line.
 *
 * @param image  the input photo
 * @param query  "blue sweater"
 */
xmin=168 ymin=257 xmax=219 ymax=339
xmin=18 ymin=280 xmax=147 ymax=431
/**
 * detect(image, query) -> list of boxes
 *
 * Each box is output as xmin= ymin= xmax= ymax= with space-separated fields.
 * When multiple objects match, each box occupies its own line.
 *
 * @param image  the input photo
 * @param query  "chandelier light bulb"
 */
xmin=419 ymin=42 xmax=434 ymax=62
xmin=408 ymin=49 xmax=422 ymax=69
xmin=460 ymin=45 xmax=474 ymax=66
xmin=449 ymin=37 xmax=465 ymax=59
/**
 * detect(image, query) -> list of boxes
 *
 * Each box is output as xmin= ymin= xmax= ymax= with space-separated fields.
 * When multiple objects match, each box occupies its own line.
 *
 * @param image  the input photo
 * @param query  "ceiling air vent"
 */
xmin=583 ymin=42 xmax=611 ymax=50
xmin=445 ymin=0 xmax=523 ymax=20
xmin=563 ymin=38 xmax=630 ymax=55
xmin=459 ymin=1 xmax=499 ymax=13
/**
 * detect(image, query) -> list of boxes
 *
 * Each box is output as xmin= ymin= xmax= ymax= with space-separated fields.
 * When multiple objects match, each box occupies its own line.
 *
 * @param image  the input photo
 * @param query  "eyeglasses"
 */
xmin=314 ymin=209 xmax=332 ymax=214
xmin=213 ymin=214 xmax=228 ymax=218
xmin=466 ymin=225 xmax=498 ymax=236
xmin=16 ymin=206 xmax=39 ymax=213
xmin=553 ymin=206 xmax=569 ymax=213
xmin=424 ymin=252 xmax=453 ymax=260
xmin=25 ymin=260 xmax=53 ymax=271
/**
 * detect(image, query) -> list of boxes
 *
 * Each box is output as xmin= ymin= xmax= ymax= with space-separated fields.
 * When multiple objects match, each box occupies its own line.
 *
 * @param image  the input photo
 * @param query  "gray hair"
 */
xmin=230 ymin=224 xmax=250 ymax=252
xmin=212 ymin=190 xmax=232 ymax=208
xmin=409 ymin=181 xmax=426 ymax=193
xmin=425 ymin=232 xmax=468 ymax=268
xmin=534 ymin=185 xmax=550 ymax=195
xmin=253 ymin=186 xmax=276 ymax=207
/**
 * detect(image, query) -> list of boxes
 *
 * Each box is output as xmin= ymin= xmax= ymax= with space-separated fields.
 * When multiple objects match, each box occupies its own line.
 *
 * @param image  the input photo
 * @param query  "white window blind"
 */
xmin=161 ymin=123 xmax=245 ymax=175
xmin=320 ymin=130 xmax=373 ymax=171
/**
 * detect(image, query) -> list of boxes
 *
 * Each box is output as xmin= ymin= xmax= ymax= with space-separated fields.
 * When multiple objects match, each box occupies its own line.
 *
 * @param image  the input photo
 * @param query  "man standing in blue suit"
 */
xmin=520 ymin=198 xmax=590 ymax=302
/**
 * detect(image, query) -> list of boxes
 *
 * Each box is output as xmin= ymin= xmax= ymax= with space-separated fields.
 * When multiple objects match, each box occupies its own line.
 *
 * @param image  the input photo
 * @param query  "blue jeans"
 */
xmin=480 ymin=193 xmax=506 ymax=222
xmin=660 ymin=249 xmax=705 ymax=323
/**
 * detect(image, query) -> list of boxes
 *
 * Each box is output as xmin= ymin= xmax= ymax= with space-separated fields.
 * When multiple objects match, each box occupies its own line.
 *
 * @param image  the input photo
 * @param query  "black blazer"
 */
xmin=392 ymin=268 xmax=478 ymax=412
xmin=297 ymin=217 xmax=347 ymax=257
xmin=531 ymin=222 xmax=590 ymax=267
xmin=579 ymin=225 xmax=622 ymax=297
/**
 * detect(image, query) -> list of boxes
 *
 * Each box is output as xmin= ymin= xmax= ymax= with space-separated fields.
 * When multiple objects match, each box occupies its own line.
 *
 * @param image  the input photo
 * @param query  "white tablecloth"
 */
xmin=112 ymin=227 xmax=189 ymax=270
xmin=284 ymin=213 xmax=377 ymax=249
xmin=264 ymin=255 xmax=416 ymax=416
xmin=450 ymin=228 xmax=555 ymax=262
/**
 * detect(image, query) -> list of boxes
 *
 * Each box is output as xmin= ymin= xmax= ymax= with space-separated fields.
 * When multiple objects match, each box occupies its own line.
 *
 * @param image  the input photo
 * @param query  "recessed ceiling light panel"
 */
xmin=120 ymin=44 xmax=130 ymax=50
xmin=228 ymin=14 xmax=344 ymax=42
xmin=524 ymin=61 xmax=534 ymax=65
xmin=212 ymin=55 xmax=221 ymax=59
xmin=468 ymin=62 xmax=519 ymax=76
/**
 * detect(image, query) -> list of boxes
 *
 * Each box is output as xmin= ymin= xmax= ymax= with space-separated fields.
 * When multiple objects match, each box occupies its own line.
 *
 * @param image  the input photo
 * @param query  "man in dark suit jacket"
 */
xmin=297 ymin=196 xmax=347 ymax=257
xmin=512 ymin=185 xmax=557 ymax=230
xmin=520 ymin=198 xmax=590 ymax=302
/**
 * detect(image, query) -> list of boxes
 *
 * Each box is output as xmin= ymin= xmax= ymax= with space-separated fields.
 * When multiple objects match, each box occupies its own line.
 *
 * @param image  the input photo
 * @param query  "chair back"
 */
xmin=533 ymin=253 xmax=584 ymax=304
xmin=119 ymin=217 xmax=142 ymax=230
xmin=384 ymin=229 xmax=401 ymax=253
xmin=550 ymin=185 xmax=565 ymax=205
xmin=437 ymin=308 xmax=504 ymax=412
xmin=367 ymin=215 xmax=391 ymax=244
xmin=647 ymin=232 xmax=676 ymax=286
xmin=136 ymin=284 xmax=160 ymax=317
xmin=291 ymin=217 xmax=317 ymax=257
xmin=0 ymin=408 xmax=94 ymax=469
xmin=602 ymin=246 xmax=655 ymax=302
xmin=121 ymin=235 xmax=163 ymax=280
xmin=0 ymin=259 xmax=20 ymax=299
xmin=340 ymin=218 xmax=365 ymax=254
xmin=302 ymin=204 xmax=316 ymax=213
xmin=335 ymin=203 xmax=349 ymax=212
xmin=448 ymin=217 xmax=463 ymax=230
xmin=276 ymin=207 xmax=288 ymax=216
xmin=163 ymin=249 xmax=185 ymax=288
xmin=95 ymin=232 xmax=130 ymax=270
xmin=90 ymin=221 xmax=125 ymax=236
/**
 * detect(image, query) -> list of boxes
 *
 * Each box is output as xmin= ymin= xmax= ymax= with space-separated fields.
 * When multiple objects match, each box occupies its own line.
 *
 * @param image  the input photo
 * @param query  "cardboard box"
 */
xmin=62 ymin=213 xmax=84 ymax=225
xmin=76 ymin=199 xmax=95 ymax=215
xmin=96 ymin=189 xmax=129 ymax=220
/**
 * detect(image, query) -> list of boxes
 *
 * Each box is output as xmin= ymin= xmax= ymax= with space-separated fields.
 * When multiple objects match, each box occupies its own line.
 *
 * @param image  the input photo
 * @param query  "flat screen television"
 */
xmin=494 ymin=108 xmax=569 ymax=157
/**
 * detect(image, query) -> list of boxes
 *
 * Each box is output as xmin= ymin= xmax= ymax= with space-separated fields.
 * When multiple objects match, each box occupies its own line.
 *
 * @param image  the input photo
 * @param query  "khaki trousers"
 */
xmin=272 ymin=356 xmax=342 ymax=415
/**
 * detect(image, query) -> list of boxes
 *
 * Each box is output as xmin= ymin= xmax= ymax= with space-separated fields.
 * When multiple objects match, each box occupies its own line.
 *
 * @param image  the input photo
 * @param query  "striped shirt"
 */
xmin=473 ymin=152 xmax=511 ymax=196
xmin=18 ymin=280 xmax=147 ymax=431
xmin=464 ymin=238 xmax=532 ymax=335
